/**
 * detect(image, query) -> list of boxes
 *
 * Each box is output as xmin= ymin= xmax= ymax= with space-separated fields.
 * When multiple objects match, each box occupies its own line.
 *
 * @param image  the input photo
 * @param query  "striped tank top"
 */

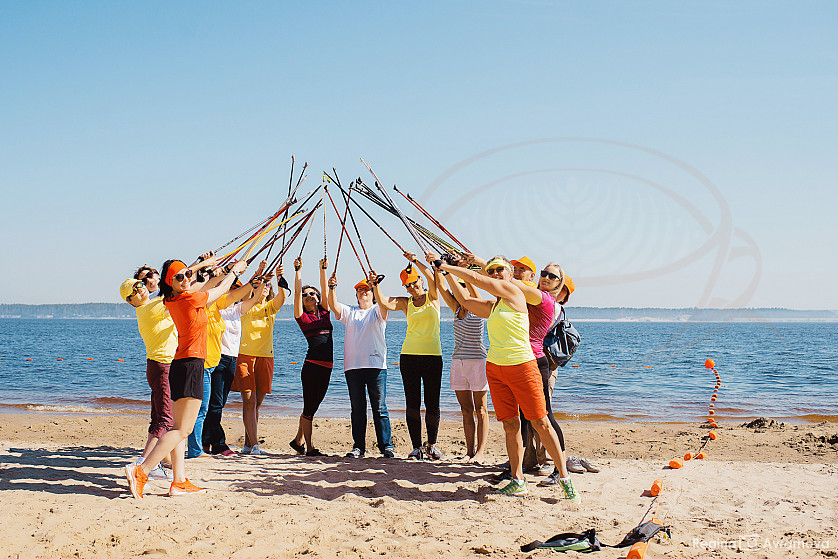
xmin=452 ymin=307 xmax=487 ymax=360
xmin=486 ymin=298 xmax=535 ymax=366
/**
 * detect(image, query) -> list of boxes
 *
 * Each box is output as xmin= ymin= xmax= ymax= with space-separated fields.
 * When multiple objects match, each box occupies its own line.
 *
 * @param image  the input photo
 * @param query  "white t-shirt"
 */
xmin=338 ymin=303 xmax=387 ymax=371
xmin=220 ymin=302 xmax=244 ymax=357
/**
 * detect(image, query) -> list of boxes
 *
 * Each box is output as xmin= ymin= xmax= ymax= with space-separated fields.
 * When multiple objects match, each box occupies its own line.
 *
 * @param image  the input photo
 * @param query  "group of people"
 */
xmin=119 ymin=247 xmax=592 ymax=502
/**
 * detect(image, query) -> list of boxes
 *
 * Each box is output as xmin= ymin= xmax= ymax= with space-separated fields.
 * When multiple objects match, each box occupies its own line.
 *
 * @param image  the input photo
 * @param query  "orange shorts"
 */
xmin=232 ymin=355 xmax=274 ymax=394
xmin=486 ymin=359 xmax=546 ymax=422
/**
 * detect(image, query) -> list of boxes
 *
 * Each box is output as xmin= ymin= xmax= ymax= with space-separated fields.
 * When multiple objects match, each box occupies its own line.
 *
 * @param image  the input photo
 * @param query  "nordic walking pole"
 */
xmin=360 ymin=158 xmax=430 ymax=253
xmin=325 ymin=186 xmax=368 ymax=276
xmin=339 ymin=185 xmax=375 ymax=273
xmin=341 ymin=183 xmax=406 ymax=252
xmin=297 ymin=202 xmax=321 ymax=260
xmin=393 ymin=185 xmax=471 ymax=253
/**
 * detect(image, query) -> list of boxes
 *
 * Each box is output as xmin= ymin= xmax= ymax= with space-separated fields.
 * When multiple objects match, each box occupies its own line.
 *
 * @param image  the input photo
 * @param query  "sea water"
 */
xmin=0 ymin=318 xmax=835 ymax=422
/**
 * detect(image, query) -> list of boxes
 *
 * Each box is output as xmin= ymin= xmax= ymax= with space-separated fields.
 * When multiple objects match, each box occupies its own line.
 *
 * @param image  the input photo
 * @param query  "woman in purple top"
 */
xmin=290 ymin=257 xmax=333 ymax=457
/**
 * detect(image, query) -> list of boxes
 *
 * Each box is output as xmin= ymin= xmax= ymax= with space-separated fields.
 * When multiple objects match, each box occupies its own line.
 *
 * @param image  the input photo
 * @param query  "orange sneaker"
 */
xmin=125 ymin=464 xmax=148 ymax=499
xmin=168 ymin=478 xmax=207 ymax=496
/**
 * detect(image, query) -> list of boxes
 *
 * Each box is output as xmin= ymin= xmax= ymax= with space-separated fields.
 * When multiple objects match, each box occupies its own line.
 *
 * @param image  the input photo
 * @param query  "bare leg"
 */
xmin=502 ymin=416 xmax=524 ymax=480
xmin=252 ymin=391 xmax=267 ymax=445
xmin=531 ymin=415 xmax=570 ymax=477
xmin=241 ymin=390 xmax=256 ymax=447
xmin=298 ymin=416 xmax=314 ymax=449
xmin=140 ymin=435 xmax=158 ymax=460
xmin=140 ymin=397 xmax=201 ymax=482
xmin=472 ymin=390 xmax=489 ymax=463
xmin=455 ymin=390 xmax=476 ymax=457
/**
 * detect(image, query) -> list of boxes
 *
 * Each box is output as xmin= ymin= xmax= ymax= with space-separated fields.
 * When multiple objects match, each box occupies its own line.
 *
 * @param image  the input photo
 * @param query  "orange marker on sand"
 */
xmin=650 ymin=479 xmax=663 ymax=496
xmin=708 ymin=431 xmax=717 ymax=440
xmin=627 ymin=541 xmax=648 ymax=559
xmin=696 ymin=452 xmax=706 ymax=459
xmin=668 ymin=458 xmax=683 ymax=469
xmin=684 ymin=452 xmax=693 ymax=460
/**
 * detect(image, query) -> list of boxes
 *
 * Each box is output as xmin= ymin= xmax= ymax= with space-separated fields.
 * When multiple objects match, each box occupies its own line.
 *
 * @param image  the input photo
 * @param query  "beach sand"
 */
xmin=1 ymin=413 xmax=836 ymax=558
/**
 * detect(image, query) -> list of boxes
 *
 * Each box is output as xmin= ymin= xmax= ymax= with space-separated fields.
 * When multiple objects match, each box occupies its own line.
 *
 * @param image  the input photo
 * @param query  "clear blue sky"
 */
xmin=1 ymin=1 xmax=835 ymax=309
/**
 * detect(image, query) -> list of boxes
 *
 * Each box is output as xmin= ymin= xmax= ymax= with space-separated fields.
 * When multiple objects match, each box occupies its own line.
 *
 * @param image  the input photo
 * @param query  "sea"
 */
xmin=0 ymin=318 xmax=835 ymax=423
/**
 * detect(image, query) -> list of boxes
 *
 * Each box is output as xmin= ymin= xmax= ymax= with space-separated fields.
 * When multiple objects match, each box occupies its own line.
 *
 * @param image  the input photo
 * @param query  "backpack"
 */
xmin=543 ymin=306 xmax=580 ymax=369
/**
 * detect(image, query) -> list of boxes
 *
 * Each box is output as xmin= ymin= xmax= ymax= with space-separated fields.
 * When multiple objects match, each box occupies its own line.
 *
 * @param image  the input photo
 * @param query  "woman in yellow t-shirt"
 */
xmin=429 ymin=253 xmax=579 ymax=502
xmin=232 ymin=263 xmax=286 ymax=455
xmin=373 ymin=251 xmax=443 ymax=460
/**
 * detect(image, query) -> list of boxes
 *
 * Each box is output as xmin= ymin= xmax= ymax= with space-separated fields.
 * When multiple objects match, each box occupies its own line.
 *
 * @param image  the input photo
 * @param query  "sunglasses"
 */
xmin=173 ymin=269 xmax=193 ymax=282
xmin=404 ymin=280 xmax=419 ymax=288
xmin=140 ymin=270 xmax=158 ymax=281
xmin=302 ymin=291 xmax=318 ymax=298
xmin=486 ymin=267 xmax=507 ymax=275
xmin=131 ymin=282 xmax=145 ymax=295
xmin=540 ymin=270 xmax=560 ymax=281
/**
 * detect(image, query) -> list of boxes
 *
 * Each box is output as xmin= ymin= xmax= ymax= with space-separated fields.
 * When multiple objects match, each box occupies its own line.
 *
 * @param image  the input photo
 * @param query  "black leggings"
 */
xmin=301 ymin=361 xmax=332 ymax=420
xmin=521 ymin=356 xmax=566 ymax=452
xmin=399 ymin=354 xmax=443 ymax=449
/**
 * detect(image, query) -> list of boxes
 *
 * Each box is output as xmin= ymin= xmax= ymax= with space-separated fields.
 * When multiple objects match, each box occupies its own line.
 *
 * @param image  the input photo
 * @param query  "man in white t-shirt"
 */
xmin=327 ymin=271 xmax=395 ymax=459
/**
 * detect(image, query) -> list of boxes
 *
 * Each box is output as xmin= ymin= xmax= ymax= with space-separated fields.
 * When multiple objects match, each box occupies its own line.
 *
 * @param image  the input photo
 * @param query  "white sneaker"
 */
xmin=249 ymin=445 xmax=268 ymax=456
xmin=148 ymin=462 xmax=174 ymax=481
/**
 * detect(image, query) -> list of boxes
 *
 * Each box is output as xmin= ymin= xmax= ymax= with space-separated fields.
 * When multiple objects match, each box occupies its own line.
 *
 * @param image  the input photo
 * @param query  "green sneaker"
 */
xmin=559 ymin=477 xmax=581 ymax=504
xmin=494 ymin=478 xmax=528 ymax=497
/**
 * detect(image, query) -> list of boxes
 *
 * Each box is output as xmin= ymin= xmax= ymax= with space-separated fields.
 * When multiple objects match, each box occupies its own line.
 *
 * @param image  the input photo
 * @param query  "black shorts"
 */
xmin=169 ymin=357 xmax=205 ymax=401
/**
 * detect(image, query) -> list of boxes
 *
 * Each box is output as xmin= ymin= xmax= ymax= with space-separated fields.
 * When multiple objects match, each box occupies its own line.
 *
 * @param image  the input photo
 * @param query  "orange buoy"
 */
xmin=627 ymin=541 xmax=648 ymax=559
xmin=25 ymin=358 xmax=33 ymax=361
xmin=708 ymin=431 xmax=717 ymax=440
xmin=86 ymin=358 xmax=94 ymax=361
xmin=117 ymin=359 xmax=125 ymax=362
xmin=56 ymin=358 xmax=63 ymax=361
xmin=704 ymin=359 xmax=715 ymax=369
xmin=650 ymin=479 xmax=663 ymax=496
xmin=696 ymin=452 xmax=706 ymax=459
xmin=709 ymin=422 xmax=718 ymax=428
xmin=709 ymin=403 xmax=714 ymax=408
xmin=609 ymin=364 xmax=616 ymax=367
xmin=668 ymin=458 xmax=683 ymax=469
xmin=571 ymin=364 xmax=579 ymax=367
xmin=711 ymin=395 xmax=717 ymax=401
xmin=644 ymin=365 xmax=652 ymax=368
xmin=684 ymin=452 xmax=693 ymax=460
xmin=290 ymin=362 xmax=298 ymax=364
xmin=392 ymin=362 xmax=399 ymax=365
xmin=713 ymin=389 xmax=718 ymax=393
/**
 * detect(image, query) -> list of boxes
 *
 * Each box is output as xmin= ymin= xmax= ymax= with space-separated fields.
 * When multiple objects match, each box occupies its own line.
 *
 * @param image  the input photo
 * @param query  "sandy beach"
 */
xmin=1 ymin=413 xmax=836 ymax=558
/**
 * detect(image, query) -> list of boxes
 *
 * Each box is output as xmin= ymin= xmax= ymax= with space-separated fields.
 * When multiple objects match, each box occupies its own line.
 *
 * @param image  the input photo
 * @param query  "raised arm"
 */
xmin=432 ymin=258 xmax=526 ymax=313
xmin=269 ymin=263 xmax=287 ymax=309
xmin=327 ymin=274 xmax=342 ymax=320
xmin=293 ymin=257 xmax=304 ymax=319
xmin=510 ymin=277 xmax=544 ymax=305
xmin=319 ymin=258 xmax=329 ymax=312
xmin=204 ymin=259 xmax=248 ymax=305
xmin=369 ymin=268 xmax=404 ymax=316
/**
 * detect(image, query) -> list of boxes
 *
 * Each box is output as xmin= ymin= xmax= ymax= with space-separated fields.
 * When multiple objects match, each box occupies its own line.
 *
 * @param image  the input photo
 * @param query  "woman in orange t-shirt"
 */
xmin=125 ymin=255 xmax=247 ymax=500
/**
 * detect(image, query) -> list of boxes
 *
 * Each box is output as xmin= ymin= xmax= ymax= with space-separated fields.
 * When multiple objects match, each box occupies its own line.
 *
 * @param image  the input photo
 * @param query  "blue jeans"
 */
xmin=187 ymin=367 xmax=212 ymax=458
xmin=203 ymin=354 xmax=236 ymax=453
xmin=345 ymin=368 xmax=393 ymax=454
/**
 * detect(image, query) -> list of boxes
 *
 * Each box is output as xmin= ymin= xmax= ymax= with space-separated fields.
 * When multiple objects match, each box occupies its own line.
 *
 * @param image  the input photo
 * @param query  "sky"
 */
xmin=1 ymin=1 xmax=836 ymax=309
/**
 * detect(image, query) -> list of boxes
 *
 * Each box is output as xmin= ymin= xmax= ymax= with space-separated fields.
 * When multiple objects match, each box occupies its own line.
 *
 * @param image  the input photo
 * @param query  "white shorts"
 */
xmin=450 ymin=358 xmax=489 ymax=392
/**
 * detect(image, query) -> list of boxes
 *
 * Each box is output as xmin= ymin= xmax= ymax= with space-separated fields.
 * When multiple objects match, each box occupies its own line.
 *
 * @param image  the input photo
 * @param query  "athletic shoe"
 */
xmin=425 ymin=444 xmax=443 ymax=461
xmin=148 ymin=462 xmax=173 ymax=481
xmin=242 ymin=445 xmax=252 ymax=454
xmin=289 ymin=439 xmax=306 ymax=455
xmin=494 ymin=479 xmax=528 ymax=497
xmin=248 ymin=445 xmax=268 ymax=456
xmin=168 ymin=478 xmax=206 ymax=496
xmin=490 ymin=468 xmax=512 ymax=484
xmin=407 ymin=448 xmax=424 ymax=460
xmin=538 ymin=468 xmax=561 ymax=487
xmin=345 ymin=448 xmax=365 ymax=458
xmin=559 ymin=477 xmax=581 ymax=504
xmin=305 ymin=448 xmax=326 ymax=457
xmin=381 ymin=449 xmax=395 ymax=459
xmin=125 ymin=464 xmax=147 ymax=500
xmin=566 ymin=456 xmax=586 ymax=474
xmin=579 ymin=457 xmax=601 ymax=473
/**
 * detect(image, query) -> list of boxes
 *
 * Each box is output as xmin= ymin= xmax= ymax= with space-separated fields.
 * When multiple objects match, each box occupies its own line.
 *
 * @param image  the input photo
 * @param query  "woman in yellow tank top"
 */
xmin=429 ymin=253 xmax=579 ymax=502
xmin=373 ymin=251 xmax=443 ymax=460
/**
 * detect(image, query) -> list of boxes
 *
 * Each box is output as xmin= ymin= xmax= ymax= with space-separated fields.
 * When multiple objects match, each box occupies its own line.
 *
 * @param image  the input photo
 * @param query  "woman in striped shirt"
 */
xmin=436 ymin=258 xmax=489 ymax=464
